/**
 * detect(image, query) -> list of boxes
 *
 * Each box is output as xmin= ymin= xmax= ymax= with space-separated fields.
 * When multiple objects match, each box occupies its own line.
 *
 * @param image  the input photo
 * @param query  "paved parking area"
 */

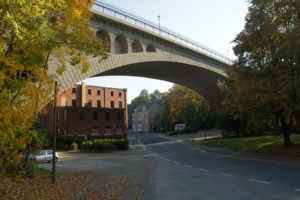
xmin=39 ymin=144 xmax=156 ymax=200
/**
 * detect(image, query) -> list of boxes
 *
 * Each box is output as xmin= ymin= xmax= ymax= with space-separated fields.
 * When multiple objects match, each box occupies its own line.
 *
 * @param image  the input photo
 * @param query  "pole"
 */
xmin=52 ymin=81 xmax=57 ymax=184
xmin=136 ymin=130 xmax=137 ymax=142
xmin=158 ymin=15 xmax=160 ymax=32
xmin=192 ymin=119 xmax=195 ymax=147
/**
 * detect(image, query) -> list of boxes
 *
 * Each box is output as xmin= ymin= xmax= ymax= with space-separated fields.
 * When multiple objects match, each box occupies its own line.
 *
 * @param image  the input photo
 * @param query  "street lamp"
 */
xmin=52 ymin=81 xmax=58 ymax=184
xmin=158 ymin=15 xmax=160 ymax=32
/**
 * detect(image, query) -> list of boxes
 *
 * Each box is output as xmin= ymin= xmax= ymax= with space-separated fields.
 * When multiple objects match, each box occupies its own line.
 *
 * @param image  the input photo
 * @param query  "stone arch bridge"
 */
xmin=48 ymin=1 xmax=232 ymax=106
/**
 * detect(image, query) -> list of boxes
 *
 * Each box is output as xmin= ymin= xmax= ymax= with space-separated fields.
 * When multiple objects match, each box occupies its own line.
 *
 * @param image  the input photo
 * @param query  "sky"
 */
xmin=83 ymin=0 xmax=250 ymax=103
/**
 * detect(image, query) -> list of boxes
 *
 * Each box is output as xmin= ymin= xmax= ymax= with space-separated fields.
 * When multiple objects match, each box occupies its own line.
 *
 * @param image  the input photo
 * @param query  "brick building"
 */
xmin=41 ymin=82 xmax=128 ymax=139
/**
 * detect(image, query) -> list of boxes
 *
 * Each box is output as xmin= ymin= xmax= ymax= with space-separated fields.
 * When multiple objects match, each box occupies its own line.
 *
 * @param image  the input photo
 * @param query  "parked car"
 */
xmin=34 ymin=150 xmax=59 ymax=162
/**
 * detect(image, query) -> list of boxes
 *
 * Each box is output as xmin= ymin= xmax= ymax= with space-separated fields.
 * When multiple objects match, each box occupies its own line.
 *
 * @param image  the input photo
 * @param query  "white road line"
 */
xmin=165 ymin=159 xmax=171 ymax=162
xmin=199 ymin=168 xmax=209 ymax=172
xmin=294 ymin=188 xmax=300 ymax=192
xmin=137 ymin=138 xmax=146 ymax=149
xmin=184 ymin=165 xmax=192 ymax=168
xmin=248 ymin=178 xmax=270 ymax=185
xmin=173 ymin=161 xmax=180 ymax=165
xmin=220 ymin=173 xmax=234 ymax=177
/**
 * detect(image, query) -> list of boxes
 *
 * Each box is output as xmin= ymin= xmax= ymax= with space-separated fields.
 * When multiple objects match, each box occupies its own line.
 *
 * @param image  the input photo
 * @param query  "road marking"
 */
xmin=137 ymin=138 xmax=146 ymax=149
xmin=184 ymin=165 xmax=192 ymax=168
xmin=248 ymin=178 xmax=270 ymax=185
xmin=199 ymin=168 xmax=209 ymax=172
xmin=165 ymin=159 xmax=171 ymax=162
xmin=294 ymin=188 xmax=300 ymax=192
xmin=173 ymin=161 xmax=180 ymax=165
xmin=220 ymin=173 xmax=234 ymax=177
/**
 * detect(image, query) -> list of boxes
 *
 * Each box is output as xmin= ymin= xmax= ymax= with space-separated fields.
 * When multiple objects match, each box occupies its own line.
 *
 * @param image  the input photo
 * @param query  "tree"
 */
xmin=221 ymin=0 xmax=300 ymax=146
xmin=0 ymin=0 xmax=108 ymax=175
xmin=150 ymin=89 xmax=164 ymax=104
xmin=158 ymin=85 xmax=215 ymax=132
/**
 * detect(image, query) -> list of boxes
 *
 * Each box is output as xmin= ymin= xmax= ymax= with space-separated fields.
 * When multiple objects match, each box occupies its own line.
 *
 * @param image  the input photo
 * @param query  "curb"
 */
xmin=158 ymin=134 xmax=300 ymax=168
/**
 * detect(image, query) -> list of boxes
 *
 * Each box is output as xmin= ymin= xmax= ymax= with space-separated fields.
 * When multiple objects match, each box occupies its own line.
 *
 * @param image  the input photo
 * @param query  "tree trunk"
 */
xmin=280 ymin=115 xmax=293 ymax=146
xmin=23 ymin=139 xmax=32 ymax=178
xmin=283 ymin=131 xmax=292 ymax=146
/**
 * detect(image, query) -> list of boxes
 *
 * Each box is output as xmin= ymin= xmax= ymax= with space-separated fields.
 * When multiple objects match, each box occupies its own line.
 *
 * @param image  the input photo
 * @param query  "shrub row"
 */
xmin=80 ymin=139 xmax=129 ymax=152
xmin=51 ymin=137 xmax=84 ymax=150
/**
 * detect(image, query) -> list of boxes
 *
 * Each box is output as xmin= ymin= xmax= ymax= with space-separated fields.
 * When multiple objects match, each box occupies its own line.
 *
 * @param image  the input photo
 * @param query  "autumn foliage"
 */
xmin=157 ymin=85 xmax=215 ymax=132
xmin=0 ymin=0 xmax=108 ymax=176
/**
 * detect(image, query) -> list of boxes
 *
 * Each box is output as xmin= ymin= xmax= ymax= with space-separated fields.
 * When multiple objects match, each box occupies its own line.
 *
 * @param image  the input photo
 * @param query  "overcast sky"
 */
xmin=83 ymin=0 xmax=249 ymax=103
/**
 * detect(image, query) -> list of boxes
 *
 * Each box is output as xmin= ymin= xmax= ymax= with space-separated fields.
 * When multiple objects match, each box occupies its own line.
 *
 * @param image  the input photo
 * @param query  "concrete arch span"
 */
xmin=52 ymin=52 xmax=226 ymax=106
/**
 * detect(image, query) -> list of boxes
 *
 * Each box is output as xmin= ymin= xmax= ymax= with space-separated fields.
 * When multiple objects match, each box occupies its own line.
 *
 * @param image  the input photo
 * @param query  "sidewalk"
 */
xmin=158 ymin=132 xmax=300 ymax=168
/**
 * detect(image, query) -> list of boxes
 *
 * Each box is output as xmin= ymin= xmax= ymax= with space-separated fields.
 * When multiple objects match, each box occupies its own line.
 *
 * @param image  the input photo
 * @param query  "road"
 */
xmin=137 ymin=132 xmax=300 ymax=200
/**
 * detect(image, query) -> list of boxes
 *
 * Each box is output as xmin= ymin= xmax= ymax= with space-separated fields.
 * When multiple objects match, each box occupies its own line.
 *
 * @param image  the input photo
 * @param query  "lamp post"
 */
xmin=52 ymin=81 xmax=57 ymax=184
xmin=158 ymin=15 xmax=160 ymax=32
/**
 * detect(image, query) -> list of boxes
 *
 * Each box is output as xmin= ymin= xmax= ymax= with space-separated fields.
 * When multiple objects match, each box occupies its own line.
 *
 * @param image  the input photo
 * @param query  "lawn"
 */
xmin=200 ymin=135 xmax=300 ymax=157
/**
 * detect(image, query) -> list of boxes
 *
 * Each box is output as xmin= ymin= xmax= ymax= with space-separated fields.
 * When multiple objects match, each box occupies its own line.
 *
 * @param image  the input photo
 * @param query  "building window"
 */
xmin=93 ymin=111 xmax=98 ymax=120
xmin=116 ymin=125 xmax=123 ymax=128
xmin=119 ymin=101 xmax=122 ymax=108
xmin=111 ymin=101 xmax=114 ymax=108
xmin=97 ymin=90 xmax=100 ymax=95
xmin=119 ymin=92 xmax=122 ymax=97
xmin=88 ymin=89 xmax=91 ymax=95
xmin=105 ymin=112 xmax=110 ymax=120
xmin=97 ymin=100 xmax=101 ymax=108
xmin=105 ymin=126 xmax=111 ymax=129
xmin=87 ymin=99 xmax=92 ymax=107
xmin=79 ymin=111 xmax=84 ymax=120
xmin=72 ymin=99 xmax=76 ymax=107
xmin=117 ymin=112 xmax=121 ymax=120
xmin=111 ymin=91 xmax=114 ymax=96
xmin=72 ymin=88 xmax=76 ymax=94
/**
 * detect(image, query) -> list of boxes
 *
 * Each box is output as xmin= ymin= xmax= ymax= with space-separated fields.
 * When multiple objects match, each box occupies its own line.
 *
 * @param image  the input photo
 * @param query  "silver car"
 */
xmin=34 ymin=150 xmax=59 ymax=162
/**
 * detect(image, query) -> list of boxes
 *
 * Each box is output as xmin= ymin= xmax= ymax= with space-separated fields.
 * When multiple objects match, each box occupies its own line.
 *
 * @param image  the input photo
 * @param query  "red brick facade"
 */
xmin=41 ymin=82 xmax=128 ymax=139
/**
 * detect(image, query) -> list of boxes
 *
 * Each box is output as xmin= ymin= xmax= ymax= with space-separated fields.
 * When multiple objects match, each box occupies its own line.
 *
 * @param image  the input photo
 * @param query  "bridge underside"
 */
xmin=96 ymin=61 xmax=225 ymax=106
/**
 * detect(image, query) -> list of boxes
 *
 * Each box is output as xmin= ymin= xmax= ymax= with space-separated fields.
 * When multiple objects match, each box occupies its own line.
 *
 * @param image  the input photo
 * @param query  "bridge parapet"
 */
xmin=92 ymin=0 xmax=233 ymax=65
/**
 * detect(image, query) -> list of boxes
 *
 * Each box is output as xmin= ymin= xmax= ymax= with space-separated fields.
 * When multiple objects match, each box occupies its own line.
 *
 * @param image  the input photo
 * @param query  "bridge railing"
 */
xmin=92 ymin=1 xmax=234 ymax=65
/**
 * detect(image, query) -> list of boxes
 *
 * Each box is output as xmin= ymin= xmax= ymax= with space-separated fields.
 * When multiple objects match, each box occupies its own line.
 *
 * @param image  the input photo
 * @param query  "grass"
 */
xmin=200 ymin=134 xmax=300 ymax=157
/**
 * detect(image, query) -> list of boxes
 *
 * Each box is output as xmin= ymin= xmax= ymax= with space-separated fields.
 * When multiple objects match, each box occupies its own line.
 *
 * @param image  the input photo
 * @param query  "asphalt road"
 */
xmin=137 ymin=132 xmax=300 ymax=200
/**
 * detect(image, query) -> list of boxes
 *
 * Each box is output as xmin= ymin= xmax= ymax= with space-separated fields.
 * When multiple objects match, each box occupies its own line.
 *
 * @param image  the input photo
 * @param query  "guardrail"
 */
xmin=92 ymin=0 xmax=234 ymax=65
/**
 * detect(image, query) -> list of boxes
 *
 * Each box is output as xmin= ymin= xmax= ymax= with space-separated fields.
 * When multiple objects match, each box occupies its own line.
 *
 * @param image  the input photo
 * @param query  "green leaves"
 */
xmin=222 ymin=0 xmax=300 ymax=143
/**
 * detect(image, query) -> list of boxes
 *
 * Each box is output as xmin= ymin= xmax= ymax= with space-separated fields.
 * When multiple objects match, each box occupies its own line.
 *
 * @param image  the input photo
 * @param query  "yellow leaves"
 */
xmin=0 ymin=0 xmax=107 ymax=174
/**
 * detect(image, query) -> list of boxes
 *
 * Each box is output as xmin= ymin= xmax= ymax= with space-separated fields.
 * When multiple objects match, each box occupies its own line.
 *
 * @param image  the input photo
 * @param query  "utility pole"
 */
xmin=158 ymin=15 xmax=161 ymax=32
xmin=52 ymin=81 xmax=57 ymax=184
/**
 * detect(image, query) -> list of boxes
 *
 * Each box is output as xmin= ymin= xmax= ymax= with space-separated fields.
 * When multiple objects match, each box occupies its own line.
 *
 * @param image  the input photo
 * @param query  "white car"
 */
xmin=34 ymin=150 xmax=59 ymax=162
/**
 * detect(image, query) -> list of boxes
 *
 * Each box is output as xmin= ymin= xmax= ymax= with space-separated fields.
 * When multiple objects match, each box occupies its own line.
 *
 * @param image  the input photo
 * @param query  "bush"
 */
xmin=71 ymin=142 xmax=78 ymax=151
xmin=80 ymin=139 xmax=129 ymax=152
xmin=113 ymin=139 xmax=129 ymax=150
xmin=26 ymin=160 xmax=38 ymax=178
xmin=166 ymin=131 xmax=179 ymax=136
xmin=51 ymin=137 xmax=84 ymax=150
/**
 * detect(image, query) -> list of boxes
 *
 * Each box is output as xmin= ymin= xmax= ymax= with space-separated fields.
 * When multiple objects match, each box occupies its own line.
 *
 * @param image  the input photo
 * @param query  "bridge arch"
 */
xmin=52 ymin=52 xmax=227 ymax=107
xmin=146 ymin=45 xmax=156 ymax=52
xmin=115 ymin=35 xmax=128 ymax=54
xmin=131 ymin=40 xmax=143 ymax=53
xmin=96 ymin=30 xmax=111 ymax=53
